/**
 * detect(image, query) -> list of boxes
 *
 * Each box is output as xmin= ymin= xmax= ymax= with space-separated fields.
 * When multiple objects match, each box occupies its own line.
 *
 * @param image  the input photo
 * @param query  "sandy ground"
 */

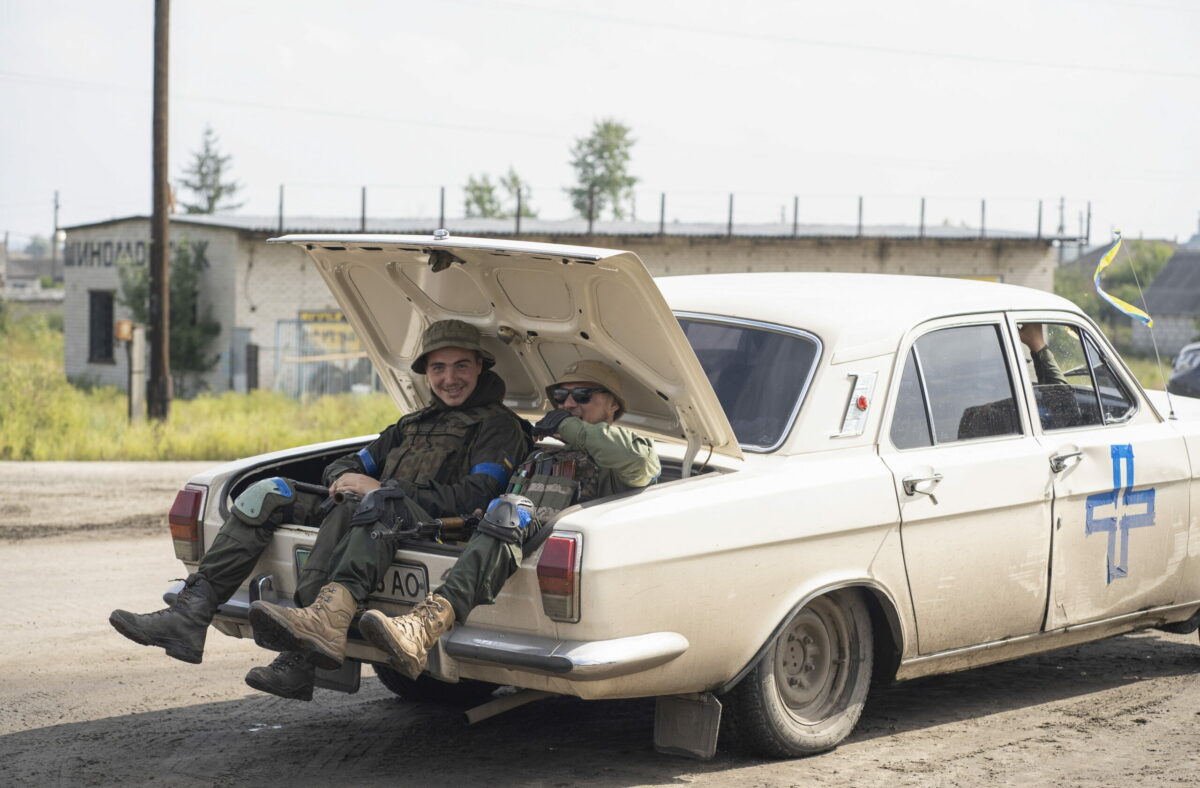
xmin=1 ymin=462 xmax=1199 ymax=787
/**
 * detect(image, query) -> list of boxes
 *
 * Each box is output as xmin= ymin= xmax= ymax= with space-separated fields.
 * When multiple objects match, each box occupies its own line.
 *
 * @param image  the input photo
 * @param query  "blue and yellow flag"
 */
xmin=1093 ymin=230 xmax=1153 ymax=327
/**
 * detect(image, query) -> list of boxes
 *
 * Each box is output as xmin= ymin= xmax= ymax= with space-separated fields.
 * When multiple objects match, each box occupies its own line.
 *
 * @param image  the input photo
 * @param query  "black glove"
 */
xmin=531 ymin=408 xmax=572 ymax=438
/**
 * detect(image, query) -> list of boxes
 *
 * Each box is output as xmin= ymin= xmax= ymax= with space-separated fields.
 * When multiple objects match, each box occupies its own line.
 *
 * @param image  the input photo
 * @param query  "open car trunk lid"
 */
xmin=269 ymin=233 xmax=743 ymax=467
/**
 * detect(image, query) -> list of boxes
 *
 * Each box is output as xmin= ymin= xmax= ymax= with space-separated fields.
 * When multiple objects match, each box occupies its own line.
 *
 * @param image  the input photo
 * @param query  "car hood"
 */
xmin=270 ymin=233 xmax=742 ymax=462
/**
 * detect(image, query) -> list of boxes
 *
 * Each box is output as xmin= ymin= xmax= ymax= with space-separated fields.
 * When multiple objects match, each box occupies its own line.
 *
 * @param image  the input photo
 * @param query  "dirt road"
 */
xmin=1 ymin=462 xmax=1199 ymax=786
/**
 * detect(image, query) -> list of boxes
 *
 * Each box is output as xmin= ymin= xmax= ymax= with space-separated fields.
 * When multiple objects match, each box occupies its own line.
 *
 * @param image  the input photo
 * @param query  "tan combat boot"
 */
xmin=359 ymin=593 xmax=455 ymax=680
xmin=248 ymin=582 xmax=357 ymax=670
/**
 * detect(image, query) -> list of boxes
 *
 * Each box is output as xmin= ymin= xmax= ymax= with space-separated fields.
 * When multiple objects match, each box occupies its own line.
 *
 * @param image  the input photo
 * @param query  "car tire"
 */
xmin=725 ymin=589 xmax=874 ymax=758
xmin=372 ymin=664 xmax=499 ymax=705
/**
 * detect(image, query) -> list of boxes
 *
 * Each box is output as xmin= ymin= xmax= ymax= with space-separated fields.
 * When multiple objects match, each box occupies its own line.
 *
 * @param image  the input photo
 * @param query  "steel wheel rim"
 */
xmin=773 ymin=597 xmax=853 ymax=723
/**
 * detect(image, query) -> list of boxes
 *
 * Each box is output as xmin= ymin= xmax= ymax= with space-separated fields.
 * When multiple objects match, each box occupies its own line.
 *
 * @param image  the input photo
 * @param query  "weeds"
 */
xmin=0 ymin=308 xmax=400 ymax=461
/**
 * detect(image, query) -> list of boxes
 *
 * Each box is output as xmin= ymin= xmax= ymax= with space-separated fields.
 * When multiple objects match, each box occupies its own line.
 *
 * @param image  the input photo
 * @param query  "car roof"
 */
xmin=658 ymin=272 xmax=1083 ymax=349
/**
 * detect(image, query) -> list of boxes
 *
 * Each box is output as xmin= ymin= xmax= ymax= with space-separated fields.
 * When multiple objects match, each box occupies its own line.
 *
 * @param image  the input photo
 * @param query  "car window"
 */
xmin=677 ymin=317 xmax=819 ymax=450
xmin=890 ymin=323 xmax=1021 ymax=448
xmin=1083 ymin=334 xmax=1135 ymax=423
xmin=1017 ymin=322 xmax=1134 ymax=429
xmin=1018 ymin=322 xmax=1103 ymax=431
xmin=890 ymin=349 xmax=933 ymax=449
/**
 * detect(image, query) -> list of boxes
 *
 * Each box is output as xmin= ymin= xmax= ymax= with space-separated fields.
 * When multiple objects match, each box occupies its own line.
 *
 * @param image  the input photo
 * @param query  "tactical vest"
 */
xmin=505 ymin=447 xmax=602 ymax=522
xmin=379 ymin=403 xmax=511 ymax=486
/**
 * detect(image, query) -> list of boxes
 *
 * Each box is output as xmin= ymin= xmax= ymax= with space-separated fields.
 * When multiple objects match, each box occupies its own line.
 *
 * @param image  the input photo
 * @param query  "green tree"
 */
xmin=463 ymin=174 xmax=503 ymax=218
xmin=566 ymin=119 xmax=637 ymax=221
xmin=499 ymin=167 xmax=537 ymax=218
xmin=23 ymin=235 xmax=49 ymax=257
xmin=117 ymin=240 xmax=221 ymax=396
xmin=177 ymin=125 xmax=244 ymax=214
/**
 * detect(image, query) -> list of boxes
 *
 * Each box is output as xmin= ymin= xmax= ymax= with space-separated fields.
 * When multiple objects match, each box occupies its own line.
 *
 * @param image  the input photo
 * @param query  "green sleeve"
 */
xmin=320 ymin=419 xmax=403 ymax=487
xmin=556 ymin=418 xmax=660 ymax=488
xmin=1032 ymin=346 xmax=1068 ymax=386
xmin=394 ymin=413 xmax=531 ymax=517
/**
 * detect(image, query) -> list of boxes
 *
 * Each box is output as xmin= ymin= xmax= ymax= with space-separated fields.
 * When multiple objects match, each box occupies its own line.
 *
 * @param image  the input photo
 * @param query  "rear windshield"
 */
xmin=678 ymin=316 xmax=820 ymax=450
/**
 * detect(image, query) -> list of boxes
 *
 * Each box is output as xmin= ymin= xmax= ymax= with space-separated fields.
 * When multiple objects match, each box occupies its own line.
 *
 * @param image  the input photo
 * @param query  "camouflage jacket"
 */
xmin=322 ymin=370 xmax=531 ymax=517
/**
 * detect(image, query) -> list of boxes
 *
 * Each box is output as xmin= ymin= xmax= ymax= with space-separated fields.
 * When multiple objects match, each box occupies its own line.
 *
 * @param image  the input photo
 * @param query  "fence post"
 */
xmin=980 ymin=199 xmax=986 ymax=239
xmin=277 ymin=184 xmax=284 ymax=233
xmin=792 ymin=195 xmax=799 ymax=237
xmin=1036 ymin=199 xmax=1043 ymax=240
xmin=360 ymin=186 xmax=366 ymax=232
xmin=919 ymin=196 xmax=925 ymax=239
xmin=438 ymin=186 xmax=445 ymax=229
xmin=727 ymin=193 xmax=734 ymax=238
xmin=857 ymin=196 xmax=863 ymax=237
xmin=516 ymin=190 xmax=522 ymax=236
xmin=1085 ymin=201 xmax=1092 ymax=245
xmin=659 ymin=192 xmax=666 ymax=236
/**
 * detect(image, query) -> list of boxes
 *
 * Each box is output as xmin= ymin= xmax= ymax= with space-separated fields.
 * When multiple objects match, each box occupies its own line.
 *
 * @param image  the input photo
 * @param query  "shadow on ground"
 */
xmin=2 ymin=631 xmax=1196 ymax=787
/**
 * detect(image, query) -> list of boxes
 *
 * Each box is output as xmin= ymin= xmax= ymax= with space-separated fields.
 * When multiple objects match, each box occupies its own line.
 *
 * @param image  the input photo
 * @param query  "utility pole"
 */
xmin=51 ymin=191 xmax=60 ymax=281
xmin=148 ymin=0 xmax=172 ymax=420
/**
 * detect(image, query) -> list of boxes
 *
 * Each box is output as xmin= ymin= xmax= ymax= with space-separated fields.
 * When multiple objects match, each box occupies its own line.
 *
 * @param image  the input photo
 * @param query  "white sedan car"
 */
xmin=161 ymin=234 xmax=1200 ymax=759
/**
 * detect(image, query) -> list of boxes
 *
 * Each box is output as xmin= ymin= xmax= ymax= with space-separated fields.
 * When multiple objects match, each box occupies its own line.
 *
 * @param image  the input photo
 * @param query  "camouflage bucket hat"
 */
xmin=411 ymin=319 xmax=496 ymax=374
xmin=547 ymin=359 xmax=627 ymax=418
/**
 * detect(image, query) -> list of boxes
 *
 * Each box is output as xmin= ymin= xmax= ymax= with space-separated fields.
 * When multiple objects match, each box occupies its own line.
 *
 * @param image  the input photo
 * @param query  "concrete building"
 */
xmin=61 ymin=214 xmax=1062 ymax=397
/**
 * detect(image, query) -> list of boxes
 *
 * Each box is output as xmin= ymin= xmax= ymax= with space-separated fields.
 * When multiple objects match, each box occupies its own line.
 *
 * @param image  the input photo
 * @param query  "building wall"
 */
xmin=1132 ymin=315 xmax=1196 ymax=357
xmin=231 ymin=235 xmax=345 ymax=390
xmin=62 ymin=220 xmax=1057 ymax=395
xmin=62 ymin=219 xmax=237 ymax=393
xmin=523 ymin=234 xmax=1057 ymax=291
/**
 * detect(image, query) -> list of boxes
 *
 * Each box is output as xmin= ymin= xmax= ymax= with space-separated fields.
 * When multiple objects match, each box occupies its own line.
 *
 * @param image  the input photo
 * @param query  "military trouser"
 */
xmin=435 ymin=522 xmax=544 ymax=623
xmin=292 ymin=493 xmax=433 ymax=606
xmin=197 ymin=484 xmax=330 ymax=604
xmin=198 ymin=479 xmax=427 ymax=608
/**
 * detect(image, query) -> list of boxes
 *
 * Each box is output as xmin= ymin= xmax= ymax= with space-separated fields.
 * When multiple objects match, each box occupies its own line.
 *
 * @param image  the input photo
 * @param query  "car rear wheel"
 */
xmin=373 ymin=664 xmax=499 ymax=706
xmin=725 ymin=589 xmax=874 ymax=757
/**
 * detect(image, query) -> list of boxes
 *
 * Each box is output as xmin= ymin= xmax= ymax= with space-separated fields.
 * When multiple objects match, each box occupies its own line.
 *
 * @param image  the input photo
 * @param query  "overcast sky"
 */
xmin=2 ymin=0 xmax=1197 ymax=249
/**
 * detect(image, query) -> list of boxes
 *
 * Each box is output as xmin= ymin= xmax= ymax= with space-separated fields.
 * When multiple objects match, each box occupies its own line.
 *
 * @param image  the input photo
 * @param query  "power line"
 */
xmin=453 ymin=0 xmax=1200 ymax=81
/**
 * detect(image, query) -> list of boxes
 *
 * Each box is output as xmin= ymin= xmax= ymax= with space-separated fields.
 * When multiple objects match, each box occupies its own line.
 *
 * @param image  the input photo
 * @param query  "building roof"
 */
xmin=1141 ymin=251 xmax=1200 ymax=315
xmin=62 ymin=213 xmax=1067 ymax=242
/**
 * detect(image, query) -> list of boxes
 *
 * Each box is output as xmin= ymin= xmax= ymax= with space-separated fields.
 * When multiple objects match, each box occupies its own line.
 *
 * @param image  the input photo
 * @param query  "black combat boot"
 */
xmin=244 ymin=651 xmax=316 ymax=701
xmin=109 ymin=573 xmax=219 ymax=664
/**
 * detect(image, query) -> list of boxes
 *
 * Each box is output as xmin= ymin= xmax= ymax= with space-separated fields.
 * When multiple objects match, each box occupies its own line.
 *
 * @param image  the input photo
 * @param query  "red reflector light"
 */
xmin=168 ymin=487 xmax=204 ymax=542
xmin=537 ymin=534 xmax=581 ymax=622
xmin=537 ymin=536 xmax=577 ymax=596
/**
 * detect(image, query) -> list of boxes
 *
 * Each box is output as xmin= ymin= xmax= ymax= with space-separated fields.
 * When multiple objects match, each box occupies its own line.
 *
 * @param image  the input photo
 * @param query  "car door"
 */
xmin=880 ymin=317 xmax=1052 ymax=656
xmin=1011 ymin=316 xmax=1191 ymax=629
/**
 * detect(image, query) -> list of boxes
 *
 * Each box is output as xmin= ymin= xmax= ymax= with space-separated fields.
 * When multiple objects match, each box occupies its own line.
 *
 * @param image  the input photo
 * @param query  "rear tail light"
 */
xmin=536 ymin=533 xmax=582 ymax=623
xmin=169 ymin=485 xmax=207 ymax=562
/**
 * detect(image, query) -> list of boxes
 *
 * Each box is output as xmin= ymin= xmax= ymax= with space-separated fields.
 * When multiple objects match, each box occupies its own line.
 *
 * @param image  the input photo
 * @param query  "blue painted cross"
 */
xmin=1084 ymin=444 xmax=1156 ymax=584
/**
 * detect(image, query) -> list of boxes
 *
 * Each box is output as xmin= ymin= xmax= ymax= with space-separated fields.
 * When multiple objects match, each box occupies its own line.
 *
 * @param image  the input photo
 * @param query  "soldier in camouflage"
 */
xmin=109 ymin=320 xmax=530 ymax=701
xmin=358 ymin=359 xmax=660 ymax=681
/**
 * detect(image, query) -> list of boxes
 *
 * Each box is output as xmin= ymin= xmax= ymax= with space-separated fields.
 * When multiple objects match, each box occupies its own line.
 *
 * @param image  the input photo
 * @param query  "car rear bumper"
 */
xmin=166 ymin=580 xmax=689 ymax=682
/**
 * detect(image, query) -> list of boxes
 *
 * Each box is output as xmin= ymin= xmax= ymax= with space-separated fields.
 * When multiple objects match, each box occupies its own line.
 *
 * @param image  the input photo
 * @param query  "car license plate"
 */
xmin=371 ymin=561 xmax=430 ymax=604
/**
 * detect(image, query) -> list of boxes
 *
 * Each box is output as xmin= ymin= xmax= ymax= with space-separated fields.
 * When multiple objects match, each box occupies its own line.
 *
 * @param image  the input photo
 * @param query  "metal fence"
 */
xmin=272 ymin=318 xmax=377 ymax=399
xmin=270 ymin=183 xmax=1094 ymax=242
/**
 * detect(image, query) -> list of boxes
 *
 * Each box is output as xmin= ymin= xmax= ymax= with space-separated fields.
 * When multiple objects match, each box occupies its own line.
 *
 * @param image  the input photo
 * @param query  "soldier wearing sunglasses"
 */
xmin=358 ymin=359 xmax=661 ymax=680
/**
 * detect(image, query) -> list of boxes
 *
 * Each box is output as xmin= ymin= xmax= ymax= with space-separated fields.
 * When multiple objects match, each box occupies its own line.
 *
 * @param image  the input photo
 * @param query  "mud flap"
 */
xmin=654 ymin=692 xmax=722 ymax=760
xmin=315 ymin=659 xmax=361 ymax=694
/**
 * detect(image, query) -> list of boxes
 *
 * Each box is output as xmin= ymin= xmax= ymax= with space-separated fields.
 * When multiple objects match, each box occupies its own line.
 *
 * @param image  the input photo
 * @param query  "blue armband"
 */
xmin=471 ymin=462 xmax=511 ymax=486
xmin=357 ymin=448 xmax=379 ymax=478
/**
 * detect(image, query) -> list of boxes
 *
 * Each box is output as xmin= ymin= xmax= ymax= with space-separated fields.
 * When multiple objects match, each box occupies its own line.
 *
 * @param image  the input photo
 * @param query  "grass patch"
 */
xmin=0 ymin=306 xmax=400 ymax=461
xmin=1120 ymin=353 xmax=1172 ymax=392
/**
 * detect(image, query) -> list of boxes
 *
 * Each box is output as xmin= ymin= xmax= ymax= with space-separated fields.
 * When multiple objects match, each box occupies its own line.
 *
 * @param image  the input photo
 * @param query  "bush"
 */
xmin=0 ymin=311 xmax=401 ymax=460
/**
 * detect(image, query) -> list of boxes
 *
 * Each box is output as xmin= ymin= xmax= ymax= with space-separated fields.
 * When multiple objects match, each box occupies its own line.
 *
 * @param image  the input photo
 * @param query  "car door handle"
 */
xmin=1049 ymin=450 xmax=1082 ymax=473
xmin=902 ymin=473 xmax=943 ymax=504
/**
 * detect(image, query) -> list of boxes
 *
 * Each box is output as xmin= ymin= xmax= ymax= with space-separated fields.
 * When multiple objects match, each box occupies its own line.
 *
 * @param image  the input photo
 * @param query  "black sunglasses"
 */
xmin=550 ymin=387 xmax=607 ymax=405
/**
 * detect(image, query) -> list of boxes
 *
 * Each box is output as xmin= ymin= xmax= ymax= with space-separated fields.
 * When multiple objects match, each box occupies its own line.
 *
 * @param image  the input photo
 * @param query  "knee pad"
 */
xmin=476 ymin=494 xmax=536 ymax=545
xmin=232 ymin=477 xmax=295 ymax=526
